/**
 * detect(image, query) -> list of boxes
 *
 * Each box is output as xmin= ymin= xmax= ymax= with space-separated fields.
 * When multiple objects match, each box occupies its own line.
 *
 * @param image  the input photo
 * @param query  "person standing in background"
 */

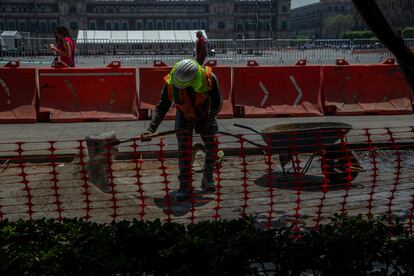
xmin=195 ymin=31 xmax=208 ymax=65
xmin=48 ymin=26 xmax=76 ymax=67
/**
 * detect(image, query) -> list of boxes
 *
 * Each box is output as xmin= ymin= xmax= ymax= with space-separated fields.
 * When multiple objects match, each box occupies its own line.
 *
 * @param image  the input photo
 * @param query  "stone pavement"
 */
xmin=0 ymin=115 xmax=412 ymax=160
xmin=0 ymin=115 xmax=413 ymax=144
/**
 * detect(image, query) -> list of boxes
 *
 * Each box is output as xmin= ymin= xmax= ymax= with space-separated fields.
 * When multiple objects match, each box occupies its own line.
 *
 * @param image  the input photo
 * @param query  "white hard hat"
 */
xmin=172 ymin=59 xmax=198 ymax=88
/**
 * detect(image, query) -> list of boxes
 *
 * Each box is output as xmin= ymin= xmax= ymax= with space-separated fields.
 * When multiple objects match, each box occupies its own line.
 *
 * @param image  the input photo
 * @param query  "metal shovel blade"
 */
xmin=85 ymin=131 xmax=118 ymax=193
xmin=84 ymin=129 xmax=183 ymax=193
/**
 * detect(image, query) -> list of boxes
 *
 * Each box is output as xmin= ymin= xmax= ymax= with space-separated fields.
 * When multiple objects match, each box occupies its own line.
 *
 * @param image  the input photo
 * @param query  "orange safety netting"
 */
xmin=1 ymin=126 xmax=414 ymax=234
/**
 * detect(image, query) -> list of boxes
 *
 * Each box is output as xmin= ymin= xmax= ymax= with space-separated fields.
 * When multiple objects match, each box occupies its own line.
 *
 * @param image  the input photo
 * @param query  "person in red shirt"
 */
xmin=195 ymin=31 xmax=208 ymax=65
xmin=48 ymin=26 xmax=76 ymax=67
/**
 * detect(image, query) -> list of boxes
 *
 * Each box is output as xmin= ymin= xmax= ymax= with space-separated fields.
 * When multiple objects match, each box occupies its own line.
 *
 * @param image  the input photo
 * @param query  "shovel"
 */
xmin=85 ymin=129 xmax=184 ymax=192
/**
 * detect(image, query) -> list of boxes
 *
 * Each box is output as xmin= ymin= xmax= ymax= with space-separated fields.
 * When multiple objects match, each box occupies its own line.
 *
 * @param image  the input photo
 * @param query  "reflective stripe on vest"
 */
xmin=165 ymin=67 xmax=214 ymax=121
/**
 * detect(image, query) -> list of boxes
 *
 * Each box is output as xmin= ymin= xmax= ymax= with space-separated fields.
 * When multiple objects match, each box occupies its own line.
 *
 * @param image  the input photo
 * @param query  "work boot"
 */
xmin=174 ymin=188 xmax=190 ymax=202
xmin=201 ymin=177 xmax=216 ymax=192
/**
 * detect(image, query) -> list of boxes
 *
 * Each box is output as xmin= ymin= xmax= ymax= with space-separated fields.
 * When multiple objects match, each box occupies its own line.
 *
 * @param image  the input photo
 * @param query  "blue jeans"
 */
xmin=175 ymin=110 xmax=218 ymax=190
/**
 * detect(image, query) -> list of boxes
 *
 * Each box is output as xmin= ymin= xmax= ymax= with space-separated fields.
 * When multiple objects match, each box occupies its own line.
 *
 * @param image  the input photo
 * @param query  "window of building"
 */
xmin=136 ymin=20 xmax=143 ymax=30
xmin=156 ymin=21 xmax=163 ymax=30
xmin=50 ymin=21 xmax=57 ymax=32
xmin=235 ymin=22 xmax=244 ymax=32
xmin=114 ymin=22 xmax=120 ymax=30
xmin=166 ymin=21 xmax=173 ymax=29
xmin=70 ymin=21 xmax=78 ymax=30
xmin=69 ymin=6 xmax=77 ymax=14
xmin=106 ymin=22 xmax=112 ymax=30
xmin=282 ymin=5 xmax=288 ymax=12
xmin=185 ymin=21 xmax=190 ymax=29
xmin=122 ymin=22 xmax=128 ymax=30
xmin=7 ymin=21 xmax=16 ymax=30
xmin=218 ymin=21 xmax=226 ymax=29
xmin=147 ymin=21 xmax=153 ymax=30
xmin=0 ymin=22 xmax=4 ymax=31
xmin=18 ymin=22 xmax=27 ymax=32
xmin=262 ymin=20 xmax=270 ymax=31
xmin=30 ymin=21 xmax=37 ymax=32
xmin=89 ymin=22 xmax=96 ymax=30
xmin=40 ymin=21 xmax=47 ymax=33
xmin=192 ymin=21 xmax=198 ymax=29
xmin=281 ymin=21 xmax=287 ymax=30
xmin=176 ymin=21 xmax=182 ymax=30
xmin=200 ymin=20 xmax=207 ymax=30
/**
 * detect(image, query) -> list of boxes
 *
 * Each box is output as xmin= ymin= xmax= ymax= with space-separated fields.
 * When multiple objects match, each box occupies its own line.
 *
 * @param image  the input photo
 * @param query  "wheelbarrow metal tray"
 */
xmin=260 ymin=122 xmax=353 ymax=153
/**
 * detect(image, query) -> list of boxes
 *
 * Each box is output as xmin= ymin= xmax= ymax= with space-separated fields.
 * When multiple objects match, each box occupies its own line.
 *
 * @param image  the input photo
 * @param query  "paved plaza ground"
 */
xmin=0 ymin=115 xmax=413 ymax=225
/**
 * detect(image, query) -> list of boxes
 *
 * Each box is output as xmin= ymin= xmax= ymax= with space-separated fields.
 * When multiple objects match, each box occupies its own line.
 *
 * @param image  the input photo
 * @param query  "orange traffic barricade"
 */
xmin=38 ymin=61 xmax=139 ymax=122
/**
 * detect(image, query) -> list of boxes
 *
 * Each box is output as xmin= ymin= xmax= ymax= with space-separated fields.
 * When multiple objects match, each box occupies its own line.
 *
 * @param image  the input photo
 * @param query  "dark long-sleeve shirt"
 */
xmin=148 ymin=73 xmax=222 ymax=132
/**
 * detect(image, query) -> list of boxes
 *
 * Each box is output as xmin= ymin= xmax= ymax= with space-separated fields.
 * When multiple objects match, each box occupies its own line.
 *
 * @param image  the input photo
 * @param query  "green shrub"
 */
xmin=0 ymin=215 xmax=412 ymax=275
xmin=343 ymin=31 xmax=376 ymax=40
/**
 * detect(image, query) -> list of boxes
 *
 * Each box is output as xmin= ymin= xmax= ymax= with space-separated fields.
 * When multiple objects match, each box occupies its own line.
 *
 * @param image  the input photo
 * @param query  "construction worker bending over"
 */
xmin=141 ymin=59 xmax=223 ymax=201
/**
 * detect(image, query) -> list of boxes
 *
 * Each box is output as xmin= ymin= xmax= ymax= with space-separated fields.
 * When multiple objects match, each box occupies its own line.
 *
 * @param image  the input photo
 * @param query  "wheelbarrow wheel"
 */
xmin=321 ymin=149 xmax=361 ymax=184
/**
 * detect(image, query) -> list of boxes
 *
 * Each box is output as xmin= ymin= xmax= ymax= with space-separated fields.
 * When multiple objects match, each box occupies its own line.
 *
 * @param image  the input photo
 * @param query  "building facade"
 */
xmin=354 ymin=0 xmax=414 ymax=34
xmin=0 ymin=0 xmax=291 ymax=39
xmin=290 ymin=0 xmax=353 ymax=39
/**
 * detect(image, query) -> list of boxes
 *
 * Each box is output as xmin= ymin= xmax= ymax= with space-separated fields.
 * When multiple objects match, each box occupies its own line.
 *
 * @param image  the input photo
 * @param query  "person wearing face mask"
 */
xmin=141 ymin=59 xmax=222 ymax=201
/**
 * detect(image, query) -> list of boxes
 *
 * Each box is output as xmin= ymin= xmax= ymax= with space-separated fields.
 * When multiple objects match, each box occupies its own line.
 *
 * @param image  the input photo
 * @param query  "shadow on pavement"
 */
xmin=255 ymin=172 xmax=362 ymax=192
xmin=153 ymin=190 xmax=214 ymax=217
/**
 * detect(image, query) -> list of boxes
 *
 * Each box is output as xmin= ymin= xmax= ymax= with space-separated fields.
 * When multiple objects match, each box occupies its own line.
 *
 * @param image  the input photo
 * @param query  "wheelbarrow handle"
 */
xmin=115 ymin=129 xmax=185 ymax=145
xmin=233 ymin=123 xmax=261 ymax=135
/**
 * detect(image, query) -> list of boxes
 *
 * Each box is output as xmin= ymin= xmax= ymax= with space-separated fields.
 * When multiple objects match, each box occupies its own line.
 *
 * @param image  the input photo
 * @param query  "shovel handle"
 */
xmin=233 ymin=123 xmax=261 ymax=135
xmin=115 ymin=129 xmax=184 ymax=145
xmin=218 ymin=131 xmax=265 ymax=148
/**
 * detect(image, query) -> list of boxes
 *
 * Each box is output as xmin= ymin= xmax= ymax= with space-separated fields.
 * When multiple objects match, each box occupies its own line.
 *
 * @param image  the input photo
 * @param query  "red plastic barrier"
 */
xmin=0 ymin=61 xmax=37 ymax=123
xmin=232 ymin=63 xmax=323 ymax=117
xmin=38 ymin=61 xmax=138 ymax=122
xmin=205 ymin=60 xmax=233 ymax=119
xmin=138 ymin=60 xmax=233 ymax=120
xmin=322 ymin=60 xmax=413 ymax=115
xmin=138 ymin=62 xmax=174 ymax=120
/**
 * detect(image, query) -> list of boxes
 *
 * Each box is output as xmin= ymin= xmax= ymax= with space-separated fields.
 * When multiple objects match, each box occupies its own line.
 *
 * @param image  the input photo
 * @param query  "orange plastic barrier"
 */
xmin=232 ymin=62 xmax=323 ymax=117
xmin=138 ymin=60 xmax=233 ymax=120
xmin=38 ymin=61 xmax=138 ymax=122
xmin=205 ymin=61 xmax=233 ymax=119
xmin=322 ymin=60 xmax=413 ymax=115
xmin=138 ymin=61 xmax=174 ymax=119
xmin=0 ymin=61 xmax=37 ymax=123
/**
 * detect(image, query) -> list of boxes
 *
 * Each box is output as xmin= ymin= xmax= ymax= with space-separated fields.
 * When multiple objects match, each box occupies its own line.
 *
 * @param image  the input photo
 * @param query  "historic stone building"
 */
xmin=354 ymin=0 xmax=414 ymax=34
xmin=0 ymin=0 xmax=291 ymax=39
xmin=290 ymin=0 xmax=353 ymax=39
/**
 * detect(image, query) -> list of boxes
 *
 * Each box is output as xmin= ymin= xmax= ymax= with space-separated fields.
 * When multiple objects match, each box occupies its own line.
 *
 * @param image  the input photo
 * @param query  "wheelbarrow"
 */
xmin=227 ymin=122 xmax=364 ymax=184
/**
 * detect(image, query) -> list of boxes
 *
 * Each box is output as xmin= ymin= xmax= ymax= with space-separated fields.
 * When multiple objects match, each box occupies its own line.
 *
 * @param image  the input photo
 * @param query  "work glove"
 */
xmin=140 ymin=129 xmax=154 ymax=142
